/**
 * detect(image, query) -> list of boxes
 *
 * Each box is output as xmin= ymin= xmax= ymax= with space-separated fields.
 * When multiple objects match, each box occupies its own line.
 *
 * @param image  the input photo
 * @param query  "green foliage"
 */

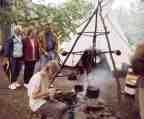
xmin=0 ymin=0 xmax=93 ymax=43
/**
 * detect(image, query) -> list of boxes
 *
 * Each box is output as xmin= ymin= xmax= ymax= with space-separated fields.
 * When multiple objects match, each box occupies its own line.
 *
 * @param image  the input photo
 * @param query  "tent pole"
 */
xmin=49 ymin=6 xmax=99 ymax=87
xmin=98 ymin=0 xmax=122 ymax=104
xmin=93 ymin=1 xmax=98 ymax=48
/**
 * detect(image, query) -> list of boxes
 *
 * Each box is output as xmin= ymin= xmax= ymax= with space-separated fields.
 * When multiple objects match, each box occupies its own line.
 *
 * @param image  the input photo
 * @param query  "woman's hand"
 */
xmin=47 ymin=88 xmax=56 ymax=100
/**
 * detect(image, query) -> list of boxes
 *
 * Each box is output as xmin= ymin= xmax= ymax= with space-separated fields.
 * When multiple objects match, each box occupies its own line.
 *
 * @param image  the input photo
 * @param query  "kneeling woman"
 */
xmin=28 ymin=60 xmax=67 ymax=119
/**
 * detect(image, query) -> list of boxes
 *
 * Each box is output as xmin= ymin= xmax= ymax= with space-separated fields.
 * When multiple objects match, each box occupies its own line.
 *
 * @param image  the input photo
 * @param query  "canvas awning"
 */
xmin=60 ymin=0 xmax=132 ymax=70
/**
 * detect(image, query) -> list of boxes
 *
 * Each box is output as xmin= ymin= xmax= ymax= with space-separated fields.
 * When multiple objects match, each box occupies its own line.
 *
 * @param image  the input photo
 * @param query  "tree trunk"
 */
xmin=0 ymin=24 xmax=11 ymax=43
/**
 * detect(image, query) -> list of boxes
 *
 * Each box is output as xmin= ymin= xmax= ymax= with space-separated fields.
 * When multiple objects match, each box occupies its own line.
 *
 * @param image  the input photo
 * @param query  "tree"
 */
xmin=0 ymin=0 xmax=93 ymax=43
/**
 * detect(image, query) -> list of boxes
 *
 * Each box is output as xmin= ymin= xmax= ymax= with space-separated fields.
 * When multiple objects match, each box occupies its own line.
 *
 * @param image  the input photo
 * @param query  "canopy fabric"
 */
xmin=60 ymin=0 xmax=132 ymax=70
xmin=111 ymin=0 xmax=144 ymax=45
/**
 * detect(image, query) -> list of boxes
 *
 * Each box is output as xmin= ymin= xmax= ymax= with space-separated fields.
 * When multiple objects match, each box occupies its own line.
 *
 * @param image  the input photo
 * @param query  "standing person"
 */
xmin=39 ymin=24 xmax=58 ymax=68
xmin=131 ymin=40 xmax=144 ymax=75
xmin=3 ymin=25 xmax=23 ymax=90
xmin=23 ymin=28 xmax=39 ymax=87
xmin=28 ymin=60 xmax=68 ymax=119
xmin=130 ymin=40 xmax=144 ymax=119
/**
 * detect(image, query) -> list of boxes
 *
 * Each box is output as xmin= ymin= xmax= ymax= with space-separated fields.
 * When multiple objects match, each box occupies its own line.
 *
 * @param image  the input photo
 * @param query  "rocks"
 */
xmin=84 ymin=98 xmax=118 ymax=119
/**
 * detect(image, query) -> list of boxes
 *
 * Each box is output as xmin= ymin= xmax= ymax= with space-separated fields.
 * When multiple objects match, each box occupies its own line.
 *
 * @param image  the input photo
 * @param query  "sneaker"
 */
xmin=24 ymin=83 xmax=28 ymax=88
xmin=15 ymin=82 xmax=21 ymax=88
xmin=8 ymin=83 xmax=17 ymax=90
xmin=50 ymin=84 xmax=54 ymax=88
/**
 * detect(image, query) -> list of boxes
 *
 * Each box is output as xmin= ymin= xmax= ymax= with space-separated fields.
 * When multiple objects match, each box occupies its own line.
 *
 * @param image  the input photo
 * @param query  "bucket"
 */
xmin=124 ymin=73 xmax=139 ymax=95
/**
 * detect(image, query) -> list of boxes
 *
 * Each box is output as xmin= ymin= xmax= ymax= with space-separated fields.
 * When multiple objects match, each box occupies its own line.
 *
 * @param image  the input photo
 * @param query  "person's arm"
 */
xmin=32 ymin=88 xmax=48 ymax=99
xmin=53 ymin=33 xmax=58 ymax=52
xmin=3 ymin=38 xmax=13 ymax=58
xmin=32 ymin=86 xmax=56 ymax=99
xmin=21 ymin=38 xmax=26 ymax=62
xmin=37 ymin=33 xmax=48 ymax=56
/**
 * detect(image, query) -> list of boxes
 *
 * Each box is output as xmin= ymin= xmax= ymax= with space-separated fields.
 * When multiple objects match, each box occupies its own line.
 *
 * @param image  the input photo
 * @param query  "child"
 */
xmin=28 ymin=60 xmax=68 ymax=119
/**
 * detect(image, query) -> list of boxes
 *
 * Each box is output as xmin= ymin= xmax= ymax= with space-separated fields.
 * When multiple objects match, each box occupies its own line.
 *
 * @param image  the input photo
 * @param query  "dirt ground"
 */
xmin=0 ymin=67 xmax=141 ymax=119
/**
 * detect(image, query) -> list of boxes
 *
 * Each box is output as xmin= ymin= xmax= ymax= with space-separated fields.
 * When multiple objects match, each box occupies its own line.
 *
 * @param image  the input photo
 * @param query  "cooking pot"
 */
xmin=86 ymin=86 xmax=100 ymax=99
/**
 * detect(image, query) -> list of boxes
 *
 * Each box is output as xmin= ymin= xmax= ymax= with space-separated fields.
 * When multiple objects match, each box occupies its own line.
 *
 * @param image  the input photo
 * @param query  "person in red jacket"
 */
xmin=23 ymin=28 xmax=39 ymax=87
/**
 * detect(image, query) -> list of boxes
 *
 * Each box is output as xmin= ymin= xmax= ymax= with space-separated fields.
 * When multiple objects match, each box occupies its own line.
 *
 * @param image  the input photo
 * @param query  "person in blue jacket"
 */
xmin=39 ymin=24 xmax=58 ymax=69
xmin=3 ymin=25 xmax=24 ymax=90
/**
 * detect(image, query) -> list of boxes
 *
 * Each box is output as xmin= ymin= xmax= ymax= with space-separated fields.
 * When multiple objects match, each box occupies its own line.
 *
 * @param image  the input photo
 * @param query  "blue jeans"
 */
xmin=10 ymin=58 xmax=22 ymax=83
xmin=40 ymin=51 xmax=55 ymax=68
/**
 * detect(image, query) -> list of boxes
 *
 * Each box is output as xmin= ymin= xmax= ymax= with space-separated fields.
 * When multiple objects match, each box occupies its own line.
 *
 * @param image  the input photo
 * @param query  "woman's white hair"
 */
xmin=43 ymin=60 xmax=60 ymax=74
xmin=14 ymin=25 xmax=22 ymax=32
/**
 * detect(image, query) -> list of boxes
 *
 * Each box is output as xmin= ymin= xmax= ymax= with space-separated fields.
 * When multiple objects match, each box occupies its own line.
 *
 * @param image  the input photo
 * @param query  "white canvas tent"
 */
xmin=59 ymin=0 xmax=132 ymax=70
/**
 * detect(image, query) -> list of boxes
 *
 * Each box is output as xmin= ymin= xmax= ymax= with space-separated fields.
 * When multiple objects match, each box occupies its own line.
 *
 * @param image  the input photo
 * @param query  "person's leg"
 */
xmin=16 ymin=59 xmax=22 ymax=77
xmin=24 ymin=61 xmax=36 ymax=84
xmin=30 ymin=61 xmax=36 ymax=78
xmin=9 ymin=58 xmax=22 ymax=89
xmin=34 ymin=60 xmax=41 ymax=73
xmin=38 ymin=101 xmax=68 ymax=119
xmin=24 ymin=61 xmax=29 ymax=84
xmin=41 ymin=115 xmax=47 ymax=119
xmin=47 ymin=51 xmax=55 ymax=61
xmin=14 ymin=59 xmax=22 ymax=87
xmin=10 ymin=58 xmax=17 ymax=83
xmin=40 ymin=55 xmax=49 ymax=68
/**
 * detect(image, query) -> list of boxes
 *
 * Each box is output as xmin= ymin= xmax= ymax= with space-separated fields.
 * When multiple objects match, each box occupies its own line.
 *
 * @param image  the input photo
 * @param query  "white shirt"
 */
xmin=28 ymin=71 xmax=49 ymax=112
xmin=13 ymin=35 xmax=23 ymax=58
